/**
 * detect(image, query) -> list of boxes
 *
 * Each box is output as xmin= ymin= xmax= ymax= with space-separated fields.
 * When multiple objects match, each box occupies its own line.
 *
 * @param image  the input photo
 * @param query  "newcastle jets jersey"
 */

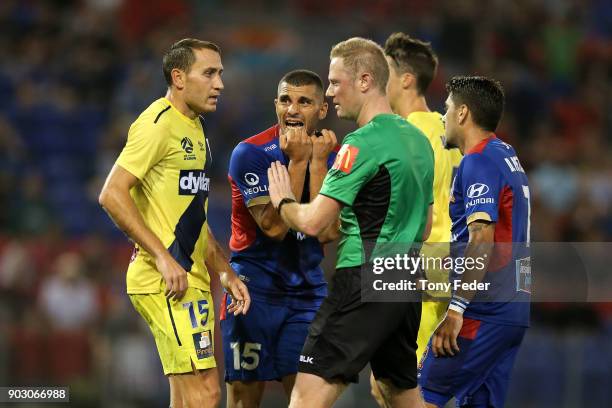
xmin=228 ymin=125 xmax=336 ymax=306
xmin=450 ymin=136 xmax=531 ymax=326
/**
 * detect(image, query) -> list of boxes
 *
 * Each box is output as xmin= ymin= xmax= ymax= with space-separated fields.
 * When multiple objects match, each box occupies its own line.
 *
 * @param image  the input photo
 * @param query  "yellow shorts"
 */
xmin=129 ymin=288 xmax=216 ymax=375
xmin=416 ymin=299 xmax=448 ymax=363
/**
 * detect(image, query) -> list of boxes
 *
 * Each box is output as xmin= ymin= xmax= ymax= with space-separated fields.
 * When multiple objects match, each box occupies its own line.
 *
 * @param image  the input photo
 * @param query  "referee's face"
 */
xmin=327 ymin=57 xmax=360 ymax=121
xmin=184 ymin=48 xmax=224 ymax=114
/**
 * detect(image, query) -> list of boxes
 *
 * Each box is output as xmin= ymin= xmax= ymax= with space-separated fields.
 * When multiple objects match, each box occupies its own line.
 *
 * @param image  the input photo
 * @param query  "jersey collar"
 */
xmin=467 ymin=135 xmax=497 ymax=155
xmin=162 ymin=97 xmax=200 ymax=128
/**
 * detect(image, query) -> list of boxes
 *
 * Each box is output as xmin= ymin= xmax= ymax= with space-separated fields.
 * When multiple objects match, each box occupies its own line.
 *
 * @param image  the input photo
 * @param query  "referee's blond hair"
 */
xmin=330 ymin=37 xmax=389 ymax=94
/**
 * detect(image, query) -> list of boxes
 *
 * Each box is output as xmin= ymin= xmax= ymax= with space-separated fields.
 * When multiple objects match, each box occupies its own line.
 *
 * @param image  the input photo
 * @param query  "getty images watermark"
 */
xmin=371 ymin=252 xmax=491 ymax=293
xmin=359 ymin=242 xmax=612 ymax=303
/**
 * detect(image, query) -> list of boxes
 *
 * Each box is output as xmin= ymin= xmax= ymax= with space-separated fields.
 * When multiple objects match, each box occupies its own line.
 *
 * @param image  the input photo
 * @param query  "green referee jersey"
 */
xmin=320 ymin=114 xmax=434 ymax=269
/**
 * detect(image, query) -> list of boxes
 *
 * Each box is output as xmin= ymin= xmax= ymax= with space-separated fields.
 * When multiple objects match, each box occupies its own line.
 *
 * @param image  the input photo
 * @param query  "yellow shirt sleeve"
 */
xmin=116 ymin=120 xmax=169 ymax=180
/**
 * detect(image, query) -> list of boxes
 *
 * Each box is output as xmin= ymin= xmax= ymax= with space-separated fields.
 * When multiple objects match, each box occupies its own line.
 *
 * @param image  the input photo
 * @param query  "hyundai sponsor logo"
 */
xmin=466 ymin=183 xmax=489 ymax=198
xmin=179 ymin=170 xmax=210 ymax=195
xmin=466 ymin=197 xmax=495 ymax=208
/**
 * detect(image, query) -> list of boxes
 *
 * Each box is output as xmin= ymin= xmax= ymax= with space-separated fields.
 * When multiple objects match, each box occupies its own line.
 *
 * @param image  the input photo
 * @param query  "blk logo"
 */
xmin=466 ymin=183 xmax=489 ymax=199
xmin=299 ymin=355 xmax=314 ymax=364
xmin=181 ymin=137 xmax=194 ymax=154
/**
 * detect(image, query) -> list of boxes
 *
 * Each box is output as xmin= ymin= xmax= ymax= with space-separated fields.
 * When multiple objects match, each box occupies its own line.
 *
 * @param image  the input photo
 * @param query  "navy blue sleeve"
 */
xmin=326 ymin=148 xmax=338 ymax=170
xmin=228 ymin=142 xmax=271 ymax=207
xmin=461 ymin=153 xmax=505 ymax=225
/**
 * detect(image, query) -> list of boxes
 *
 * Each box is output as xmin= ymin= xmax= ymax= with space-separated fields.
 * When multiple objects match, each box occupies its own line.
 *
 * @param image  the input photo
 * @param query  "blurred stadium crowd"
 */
xmin=0 ymin=0 xmax=610 ymax=406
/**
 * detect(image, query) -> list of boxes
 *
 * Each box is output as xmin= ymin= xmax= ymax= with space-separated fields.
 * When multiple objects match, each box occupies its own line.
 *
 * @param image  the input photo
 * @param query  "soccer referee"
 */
xmin=268 ymin=37 xmax=433 ymax=408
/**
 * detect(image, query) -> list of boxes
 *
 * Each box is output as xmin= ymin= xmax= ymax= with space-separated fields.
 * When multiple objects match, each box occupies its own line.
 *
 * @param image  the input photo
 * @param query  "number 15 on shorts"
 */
xmin=183 ymin=299 xmax=209 ymax=328
xmin=230 ymin=342 xmax=261 ymax=370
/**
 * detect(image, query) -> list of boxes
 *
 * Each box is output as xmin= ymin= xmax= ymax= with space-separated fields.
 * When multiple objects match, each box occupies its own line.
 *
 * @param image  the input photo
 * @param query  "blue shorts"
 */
xmin=220 ymin=293 xmax=319 ymax=382
xmin=418 ymin=318 xmax=526 ymax=408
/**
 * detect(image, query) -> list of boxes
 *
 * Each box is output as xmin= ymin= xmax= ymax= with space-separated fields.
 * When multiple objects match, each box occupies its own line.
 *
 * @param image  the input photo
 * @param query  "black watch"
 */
xmin=277 ymin=197 xmax=297 ymax=214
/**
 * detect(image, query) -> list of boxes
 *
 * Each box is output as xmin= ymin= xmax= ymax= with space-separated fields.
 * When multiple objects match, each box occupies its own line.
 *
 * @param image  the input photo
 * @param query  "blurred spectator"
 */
xmin=8 ymin=171 xmax=56 ymax=237
xmin=0 ymin=240 xmax=37 ymax=317
xmin=38 ymin=252 xmax=98 ymax=384
xmin=39 ymin=252 xmax=99 ymax=331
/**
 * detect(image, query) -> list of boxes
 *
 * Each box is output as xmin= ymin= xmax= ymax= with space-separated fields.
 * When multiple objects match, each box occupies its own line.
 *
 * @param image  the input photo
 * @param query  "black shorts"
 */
xmin=298 ymin=266 xmax=422 ymax=389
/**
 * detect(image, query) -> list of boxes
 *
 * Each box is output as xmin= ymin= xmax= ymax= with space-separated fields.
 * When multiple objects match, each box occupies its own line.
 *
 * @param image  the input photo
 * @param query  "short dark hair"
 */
xmin=278 ymin=69 xmax=324 ymax=97
xmin=446 ymin=76 xmax=505 ymax=132
xmin=384 ymin=32 xmax=438 ymax=95
xmin=162 ymin=38 xmax=221 ymax=86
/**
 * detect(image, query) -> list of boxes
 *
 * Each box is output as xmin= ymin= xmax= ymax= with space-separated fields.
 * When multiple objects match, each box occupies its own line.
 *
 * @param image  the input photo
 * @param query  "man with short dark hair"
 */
xmin=99 ymin=38 xmax=250 ymax=408
xmin=419 ymin=76 xmax=531 ymax=408
xmin=222 ymin=69 xmax=339 ymax=407
xmin=268 ymin=37 xmax=434 ymax=408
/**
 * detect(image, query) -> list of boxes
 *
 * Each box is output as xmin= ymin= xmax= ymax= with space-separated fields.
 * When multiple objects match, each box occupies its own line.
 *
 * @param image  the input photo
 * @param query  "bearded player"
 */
xmin=222 ymin=69 xmax=339 ymax=407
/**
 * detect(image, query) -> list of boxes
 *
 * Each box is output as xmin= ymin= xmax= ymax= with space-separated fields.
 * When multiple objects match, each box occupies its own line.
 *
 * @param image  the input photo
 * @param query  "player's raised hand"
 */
xmin=156 ymin=253 xmax=188 ymax=301
xmin=280 ymin=126 xmax=312 ymax=163
xmin=220 ymin=270 xmax=251 ymax=315
xmin=311 ymin=129 xmax=337 ymax=162
xmin=431 ymin=309 xmax=462 ymax=357
xmin=267 ymin=161 xmax=296 ymax=209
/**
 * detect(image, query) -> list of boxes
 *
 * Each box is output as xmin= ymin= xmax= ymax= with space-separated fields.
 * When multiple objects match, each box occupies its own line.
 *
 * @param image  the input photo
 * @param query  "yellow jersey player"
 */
xmin=368 ymin=32 xmax=463 ymax=406
xmin=99 ymin=38 xmax=250 ymax=408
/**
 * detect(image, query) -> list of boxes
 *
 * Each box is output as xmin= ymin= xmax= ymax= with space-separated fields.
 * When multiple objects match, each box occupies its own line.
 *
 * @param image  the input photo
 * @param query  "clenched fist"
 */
xmin=280 ymin=127 xmax=312 ymax=163
xmin=311 ymin=129 xmax=338 ymax=162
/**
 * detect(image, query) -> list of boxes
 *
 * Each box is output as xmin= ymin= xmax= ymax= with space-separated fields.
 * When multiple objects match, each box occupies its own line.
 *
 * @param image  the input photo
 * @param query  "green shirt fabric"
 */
xmin=320 ymin=114 xmax=434 ymax=268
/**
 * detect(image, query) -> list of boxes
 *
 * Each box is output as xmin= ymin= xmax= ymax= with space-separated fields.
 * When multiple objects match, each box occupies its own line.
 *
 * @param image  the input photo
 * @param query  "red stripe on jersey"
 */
xmin=467 ymin=135 xmax=497 ymax=155
xmin=228 ymin=175 xmax=257 ymax=252
xmin=220 ymin=293 xmax=228 ymax=321
xmin=490 ymin=185 xmax=514 ymax=271
xmin=458 ymin=317 xmax=482 ymax=340
xmin=244 ymin=125 xmax=279 ymax=146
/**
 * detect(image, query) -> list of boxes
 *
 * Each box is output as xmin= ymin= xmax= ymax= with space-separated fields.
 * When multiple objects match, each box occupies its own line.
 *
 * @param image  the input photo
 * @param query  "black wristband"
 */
xmin=277 ymin=197 xmax=296 ymax=214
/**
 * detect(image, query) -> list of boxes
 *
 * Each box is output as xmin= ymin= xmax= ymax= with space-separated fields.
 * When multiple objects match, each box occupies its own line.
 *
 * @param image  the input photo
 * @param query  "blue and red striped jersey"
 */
xmin=227 ymin=125 xmax=336 ymax=306
xmin=450 ymin=136 xmax=531 ymax=327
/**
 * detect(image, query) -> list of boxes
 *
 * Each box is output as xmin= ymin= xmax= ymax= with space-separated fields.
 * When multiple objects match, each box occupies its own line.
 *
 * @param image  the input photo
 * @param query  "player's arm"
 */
xmin=309 ymin=129 xmax=340 ymax=243
xmin=248 ymin=157 xmax=308 ymax=241
xmin=233 ymin=128 xmax=310 ymax=241
xmin=431 ymin=154 xmax=500 ymax=357
xmin=268 ymin=161 xmax=342 ymax=238
xmin=205 ymin=226 xmax=250 ymax=315
xmin=431 ymin=220 xmax=494 ymax=358
xmin=99 ymin=164 xmax=188 ymax=300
